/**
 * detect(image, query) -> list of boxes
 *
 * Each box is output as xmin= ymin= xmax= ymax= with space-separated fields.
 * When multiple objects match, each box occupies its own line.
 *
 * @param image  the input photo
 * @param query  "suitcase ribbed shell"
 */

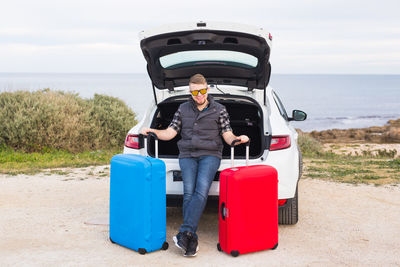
xmin=219 ymin=165 xmax=278 ymax=256
xmin=110 ymin=154 xmax=166 ymax=253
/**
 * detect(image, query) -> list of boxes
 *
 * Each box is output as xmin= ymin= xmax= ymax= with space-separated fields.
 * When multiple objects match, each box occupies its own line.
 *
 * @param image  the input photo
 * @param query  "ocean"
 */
xmin=1 ymin=73 xmax=399 ymax=132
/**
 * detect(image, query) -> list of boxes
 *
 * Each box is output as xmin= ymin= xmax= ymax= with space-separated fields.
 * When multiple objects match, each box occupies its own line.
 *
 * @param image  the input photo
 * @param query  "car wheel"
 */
xmin=278 ymin=148 xmax=301 ymax=225
xmin=278 ymin=186 xmax=298 ymax=225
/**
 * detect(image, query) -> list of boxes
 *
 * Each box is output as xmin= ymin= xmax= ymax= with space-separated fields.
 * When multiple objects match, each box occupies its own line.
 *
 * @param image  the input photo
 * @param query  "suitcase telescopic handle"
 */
xmin=143 ymin=132 xmax=159 ymax=158
xmin=230 ymin=138 xmax=250 ymax=167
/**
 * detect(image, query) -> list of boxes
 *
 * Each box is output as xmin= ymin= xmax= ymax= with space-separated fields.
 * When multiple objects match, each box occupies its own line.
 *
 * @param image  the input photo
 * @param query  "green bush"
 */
xmin=297 ymin=131 xmax=324 ymax=156
xmin=0 ymin=89 xmax=137 ymax=152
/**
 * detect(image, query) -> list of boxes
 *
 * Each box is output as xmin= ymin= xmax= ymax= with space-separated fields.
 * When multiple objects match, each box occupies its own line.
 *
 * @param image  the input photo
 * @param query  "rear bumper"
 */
xmin=123 ymin=147 xmax=299 ymax=200
xmin=166 ymin=194 xmax=295 ymax=209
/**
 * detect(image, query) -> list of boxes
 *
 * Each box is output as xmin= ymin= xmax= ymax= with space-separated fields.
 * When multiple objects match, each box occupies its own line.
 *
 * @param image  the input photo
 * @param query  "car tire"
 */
xmin=278 ymin=186 xmax=298 ymax=225
xmin=278 ymin=147 xmax=302 ymax=225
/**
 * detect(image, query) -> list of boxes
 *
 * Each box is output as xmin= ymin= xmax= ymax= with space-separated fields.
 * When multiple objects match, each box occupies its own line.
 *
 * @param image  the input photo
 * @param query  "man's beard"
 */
xmin=196 ymin=98 xmax=207 ymax=106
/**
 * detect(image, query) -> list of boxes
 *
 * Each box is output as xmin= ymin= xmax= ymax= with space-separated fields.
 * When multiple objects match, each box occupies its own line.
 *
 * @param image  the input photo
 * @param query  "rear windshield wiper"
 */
xmin=210 ymin=84 xmax=226 ymax=94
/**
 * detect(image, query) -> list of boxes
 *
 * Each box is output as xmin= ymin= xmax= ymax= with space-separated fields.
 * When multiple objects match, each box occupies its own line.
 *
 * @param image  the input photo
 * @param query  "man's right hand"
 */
xmin=139 ymin=127 xmax=178 ymax=141
xmin=140 ymin=127 xmax=152 ymax=136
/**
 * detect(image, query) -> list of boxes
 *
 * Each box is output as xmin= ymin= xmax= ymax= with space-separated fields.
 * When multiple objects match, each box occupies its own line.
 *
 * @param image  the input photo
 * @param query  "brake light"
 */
xmin=270 ymin=135 xmax=291 ymax=151
xmin=278 ymin=199 xmax=287 ymax=206
xmin=125 ymin=134 xmax=140 ymax=149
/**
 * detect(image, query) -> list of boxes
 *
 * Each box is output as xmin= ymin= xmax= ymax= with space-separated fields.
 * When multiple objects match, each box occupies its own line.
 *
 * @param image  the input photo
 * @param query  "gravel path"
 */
xmin=1 ymin=167 xmax=399 ymax=266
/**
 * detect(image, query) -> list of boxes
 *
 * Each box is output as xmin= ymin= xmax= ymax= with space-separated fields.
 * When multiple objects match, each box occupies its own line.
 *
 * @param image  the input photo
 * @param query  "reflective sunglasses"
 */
xmin=190 ymin=88 xmax=208 ymax=96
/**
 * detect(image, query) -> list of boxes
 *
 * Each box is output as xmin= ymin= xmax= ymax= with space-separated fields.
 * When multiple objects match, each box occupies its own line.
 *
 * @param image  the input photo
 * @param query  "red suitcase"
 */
xmin=218 ymin=140 xmax=278 ymax=257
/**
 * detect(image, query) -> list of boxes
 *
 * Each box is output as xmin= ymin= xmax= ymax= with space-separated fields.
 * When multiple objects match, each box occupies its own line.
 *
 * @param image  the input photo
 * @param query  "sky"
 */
xmin=0 ymin=0 xmax=399 ymax=74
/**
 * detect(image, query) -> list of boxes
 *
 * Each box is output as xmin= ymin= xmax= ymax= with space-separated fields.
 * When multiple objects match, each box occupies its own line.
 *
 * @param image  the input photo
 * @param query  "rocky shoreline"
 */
xmin=304 ymin=118 xmax=400 ymax=143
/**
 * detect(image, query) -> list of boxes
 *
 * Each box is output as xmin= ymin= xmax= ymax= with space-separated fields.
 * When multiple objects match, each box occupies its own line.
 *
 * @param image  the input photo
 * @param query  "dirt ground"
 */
xmin=1 ymin=166 xmax=400 ymax=266
xmin=322 ymin=143 xmax=400 ymax=157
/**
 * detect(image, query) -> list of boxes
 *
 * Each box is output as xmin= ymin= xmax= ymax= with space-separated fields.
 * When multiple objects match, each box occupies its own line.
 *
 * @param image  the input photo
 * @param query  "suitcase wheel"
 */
xmin=162 ymin=242 xmax=169 ymax=250
xmin=272 ymin=243 xmax=278 ymax=250
xmin=217 ymin=243 xmax=222 ymax=252
xmin=109 ymin=237 xmax=115 ymax=244
xmin=230 ymin=251 xmax=239 ymax=257
xmin=138 ymin=248 xmax=147 ymax=255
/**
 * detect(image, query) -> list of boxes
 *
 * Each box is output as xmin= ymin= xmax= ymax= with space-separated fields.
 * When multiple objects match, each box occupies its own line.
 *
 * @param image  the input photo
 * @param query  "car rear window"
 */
xmin=159 ymin=50 xmax=258 ymax=69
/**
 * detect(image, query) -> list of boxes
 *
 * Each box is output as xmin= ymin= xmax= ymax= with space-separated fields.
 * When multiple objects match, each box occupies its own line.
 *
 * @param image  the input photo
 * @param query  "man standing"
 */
xmin=141 ymin=74 xmax=248 ymax=256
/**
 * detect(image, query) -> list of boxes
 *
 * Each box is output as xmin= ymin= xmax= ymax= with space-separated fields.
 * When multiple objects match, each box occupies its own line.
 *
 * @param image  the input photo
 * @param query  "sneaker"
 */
xmin=184 ymin=235 xmax=199 ymax=257
xmin=173 ymin=231 xmax=192 ymax=252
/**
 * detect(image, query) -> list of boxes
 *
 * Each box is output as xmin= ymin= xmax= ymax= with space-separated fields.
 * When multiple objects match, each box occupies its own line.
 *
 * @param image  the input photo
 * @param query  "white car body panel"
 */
xmin=124 ymin=22 xmax=303 ymax=202
xmin=124 ymin=86 xmax=300 ymax=200
xmin=139 ymin=21 xmax=272 ymax=49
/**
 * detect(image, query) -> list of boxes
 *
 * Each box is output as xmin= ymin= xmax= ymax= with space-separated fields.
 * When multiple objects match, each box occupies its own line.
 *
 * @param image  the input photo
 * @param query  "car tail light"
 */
xmin=125 ymin=134 xmax=140 ymax=149
xmin=278 ymin=199 xmax=287 ymax=206
xmin=270 ymin=135 xmax=291 ymax=151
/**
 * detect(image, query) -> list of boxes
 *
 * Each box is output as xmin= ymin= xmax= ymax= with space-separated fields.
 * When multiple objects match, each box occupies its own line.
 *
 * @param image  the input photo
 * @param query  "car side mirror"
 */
xmin=289 ymin=110 xmax=307 ymax=121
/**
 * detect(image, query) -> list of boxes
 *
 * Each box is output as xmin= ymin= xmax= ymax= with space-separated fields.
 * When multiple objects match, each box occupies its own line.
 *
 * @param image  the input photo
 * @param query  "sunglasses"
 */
xmin=190 ymin=88 xmax=208 ymax=96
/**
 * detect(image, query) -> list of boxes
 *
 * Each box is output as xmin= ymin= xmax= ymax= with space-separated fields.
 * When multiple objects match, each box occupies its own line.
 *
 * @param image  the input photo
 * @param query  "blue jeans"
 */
xmin=178 ymin=155 xmax=221 ymax=235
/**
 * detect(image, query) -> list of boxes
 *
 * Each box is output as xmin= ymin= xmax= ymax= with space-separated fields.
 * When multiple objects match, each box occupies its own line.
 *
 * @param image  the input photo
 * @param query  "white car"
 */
xmin=124 ymin=22 xmax=306 ymax=224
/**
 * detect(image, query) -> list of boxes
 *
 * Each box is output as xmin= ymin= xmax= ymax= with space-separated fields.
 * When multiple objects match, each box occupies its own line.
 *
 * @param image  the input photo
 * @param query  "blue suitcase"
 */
xmin=109 ymin=134 xmax=168 ymax=254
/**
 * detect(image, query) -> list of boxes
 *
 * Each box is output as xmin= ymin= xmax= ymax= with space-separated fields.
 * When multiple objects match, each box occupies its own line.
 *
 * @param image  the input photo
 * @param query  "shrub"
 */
xmin=0 ymin=89 xmax=137 ymax=152
xmin=297 ymin=131 xmax=324 ymax=156
xmin=88 ymin=94 xmax=137 ymax=149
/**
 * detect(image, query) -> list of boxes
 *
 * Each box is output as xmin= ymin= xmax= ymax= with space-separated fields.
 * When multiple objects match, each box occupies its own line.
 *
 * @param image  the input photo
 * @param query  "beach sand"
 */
xmin=1 ymin=165 xmax=399 ymax=266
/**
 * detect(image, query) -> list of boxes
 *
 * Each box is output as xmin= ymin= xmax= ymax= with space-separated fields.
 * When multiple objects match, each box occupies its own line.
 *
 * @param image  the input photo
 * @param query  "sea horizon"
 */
xmin=1 ymin=72 xmax=399 ymax=132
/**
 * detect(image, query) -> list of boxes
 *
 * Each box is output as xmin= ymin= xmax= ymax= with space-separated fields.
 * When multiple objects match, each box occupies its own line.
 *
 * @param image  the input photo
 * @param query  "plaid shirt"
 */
xmin=169 ymin=106 xmax=232 ymax=134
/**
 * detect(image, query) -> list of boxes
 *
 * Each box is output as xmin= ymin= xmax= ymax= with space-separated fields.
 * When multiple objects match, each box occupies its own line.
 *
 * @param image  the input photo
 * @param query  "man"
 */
xmin=141 ymin=74 xmax=248 ymax=257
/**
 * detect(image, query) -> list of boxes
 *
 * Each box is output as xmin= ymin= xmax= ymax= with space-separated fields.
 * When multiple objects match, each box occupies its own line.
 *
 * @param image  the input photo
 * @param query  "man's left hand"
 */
xmin=236 ymin=135 xmax=249 ymax=144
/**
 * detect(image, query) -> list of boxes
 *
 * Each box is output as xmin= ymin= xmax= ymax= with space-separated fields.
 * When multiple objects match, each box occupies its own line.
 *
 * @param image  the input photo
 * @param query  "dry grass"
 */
xmin=303 ymin=153 xmax=400 ymax=185
xmin=0 ymin=146 xmax=119 ymax=175
xmin=299 ymin=133 xmax=400 ymax=185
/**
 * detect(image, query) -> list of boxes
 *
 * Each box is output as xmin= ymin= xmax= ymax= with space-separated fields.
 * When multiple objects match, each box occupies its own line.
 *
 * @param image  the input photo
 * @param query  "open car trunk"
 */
xmin=147 ymin=94 xmax=267 ymax=159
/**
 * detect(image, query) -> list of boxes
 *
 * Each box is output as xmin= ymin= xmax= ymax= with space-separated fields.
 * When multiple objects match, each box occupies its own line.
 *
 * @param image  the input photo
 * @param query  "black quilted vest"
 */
xmin=177 ymin=95 xmax=225 ymax=159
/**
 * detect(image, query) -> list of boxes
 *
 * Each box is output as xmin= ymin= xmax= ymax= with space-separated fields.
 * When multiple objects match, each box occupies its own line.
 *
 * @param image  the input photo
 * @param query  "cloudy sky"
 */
xmin=1 ymin=0 xmax=399 ymax=74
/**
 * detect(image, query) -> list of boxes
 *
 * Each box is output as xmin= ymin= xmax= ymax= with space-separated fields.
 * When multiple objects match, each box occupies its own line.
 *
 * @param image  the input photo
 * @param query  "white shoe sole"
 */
xmin=184 ymin=245 xmax=199 ymax=257
xmin=173 ymin=236 xmax=186 ymax=252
